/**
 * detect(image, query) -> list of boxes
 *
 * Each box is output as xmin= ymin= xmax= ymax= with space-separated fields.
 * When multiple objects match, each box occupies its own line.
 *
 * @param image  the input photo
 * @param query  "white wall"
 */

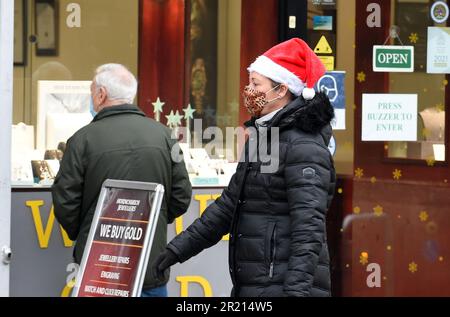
xmin=0 ymin=0 xmax=14 ymax=297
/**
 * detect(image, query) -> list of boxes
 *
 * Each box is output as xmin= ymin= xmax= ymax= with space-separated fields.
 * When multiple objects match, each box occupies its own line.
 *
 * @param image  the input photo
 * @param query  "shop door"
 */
xmin=345 ymin=0 xmax=450 ymax=296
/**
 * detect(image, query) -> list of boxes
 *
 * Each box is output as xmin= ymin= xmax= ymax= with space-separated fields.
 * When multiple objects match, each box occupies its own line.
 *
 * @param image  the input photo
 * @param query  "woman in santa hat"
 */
xmin=153 ymin=38 xmax=336 ymax=297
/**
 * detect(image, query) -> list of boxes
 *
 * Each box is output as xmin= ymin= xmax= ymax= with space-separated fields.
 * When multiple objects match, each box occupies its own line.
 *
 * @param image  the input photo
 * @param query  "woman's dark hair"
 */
xmin=270 ymin=79 xmax=294 ymax=100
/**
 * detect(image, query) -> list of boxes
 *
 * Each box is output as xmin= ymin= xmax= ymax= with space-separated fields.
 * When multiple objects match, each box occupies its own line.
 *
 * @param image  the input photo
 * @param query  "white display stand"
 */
xmin=407 ymin=108 xmax=446 ymax=161
xmin=11 ymin=123 xmax=35 ymax=185
xmin=46 ymin=113 xmax=92 ymax=149
xmin=37 ymin=80 xmax=92 ymax=150
xmin=419 ymin=108 xmax=445 ymax=142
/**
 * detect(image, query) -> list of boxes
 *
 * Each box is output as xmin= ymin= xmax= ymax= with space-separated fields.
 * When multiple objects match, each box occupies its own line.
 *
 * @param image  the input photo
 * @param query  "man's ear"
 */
xmin=99 ymin=86 xmax=107 ymax=103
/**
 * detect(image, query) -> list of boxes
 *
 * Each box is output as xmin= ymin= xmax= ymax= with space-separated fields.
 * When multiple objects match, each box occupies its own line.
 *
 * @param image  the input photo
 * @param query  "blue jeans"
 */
xmin=141 ymin=284 xmax=168 ymax=297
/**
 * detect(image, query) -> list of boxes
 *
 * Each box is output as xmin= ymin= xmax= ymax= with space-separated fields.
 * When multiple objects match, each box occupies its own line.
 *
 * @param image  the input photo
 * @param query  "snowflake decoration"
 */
xmin=355 ymin=168 xmax=364 ymax=179
xmin=419 ymin=211 xmax=429 ymax=222
xmin=373 ymin=205 xmax=384 ymax=217
xmin=393 ymin=169 xmax=402 ymax=180
xmin=357 ymin=72 xmax=366 ymax=83
xmin=409 ymin=33 xmax=419 ymax=44
xmin=426 ymin=157 xmax=435 ymax=167
xmin=408 ymin=262 xmax=418 ymax=273
xmin=360 ymin=252 xmax=369 ymax=266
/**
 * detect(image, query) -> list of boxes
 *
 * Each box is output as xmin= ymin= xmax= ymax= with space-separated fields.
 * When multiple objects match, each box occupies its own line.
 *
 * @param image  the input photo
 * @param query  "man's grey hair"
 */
xmin=94 ymin=63 xmax=138 ymax=104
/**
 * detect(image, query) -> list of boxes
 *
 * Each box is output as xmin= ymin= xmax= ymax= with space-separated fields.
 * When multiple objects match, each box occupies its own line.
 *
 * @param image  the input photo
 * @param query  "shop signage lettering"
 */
xmin=362 ymin=94 xmax=418 ymax=141
xmin=373 ymin=46 xmax=414 ymax=72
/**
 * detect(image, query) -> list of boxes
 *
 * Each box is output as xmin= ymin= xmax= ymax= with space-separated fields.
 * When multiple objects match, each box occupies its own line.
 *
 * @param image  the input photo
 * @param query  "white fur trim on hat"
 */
xmin=248 ymin=55 xmax=305 ymax=96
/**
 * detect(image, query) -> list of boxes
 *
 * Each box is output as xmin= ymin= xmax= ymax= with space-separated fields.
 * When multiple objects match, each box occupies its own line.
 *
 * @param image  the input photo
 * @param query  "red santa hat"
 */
xmin=247 ymin=38 xmax=326 ymax=100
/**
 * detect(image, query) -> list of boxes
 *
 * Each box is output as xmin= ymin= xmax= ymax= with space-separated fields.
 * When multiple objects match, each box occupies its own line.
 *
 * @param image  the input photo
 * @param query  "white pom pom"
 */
xmin=302 ymin=87 xmax=316 ymax=100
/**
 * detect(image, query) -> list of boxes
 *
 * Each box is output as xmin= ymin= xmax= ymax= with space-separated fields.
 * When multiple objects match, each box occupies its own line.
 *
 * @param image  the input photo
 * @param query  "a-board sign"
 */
xmin=72 ymin=179 xmax=164 ymax=297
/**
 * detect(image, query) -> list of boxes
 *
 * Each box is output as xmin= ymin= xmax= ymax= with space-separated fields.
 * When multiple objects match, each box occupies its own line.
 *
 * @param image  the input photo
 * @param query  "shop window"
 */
xmin=12 ymin=0 xmax=139 ymax=185
xmin=386 ymin=0 xmax=447 ymax=163
xmin=188 ymin=0 xmax=242 ymax=158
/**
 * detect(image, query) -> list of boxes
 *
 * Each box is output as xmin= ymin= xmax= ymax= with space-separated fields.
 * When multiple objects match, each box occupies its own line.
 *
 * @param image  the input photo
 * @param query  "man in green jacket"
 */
xmin=52 ymin=63 xmax=192 ymax=297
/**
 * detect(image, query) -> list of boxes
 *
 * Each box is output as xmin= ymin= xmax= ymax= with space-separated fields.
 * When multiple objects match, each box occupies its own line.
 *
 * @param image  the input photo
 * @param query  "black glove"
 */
xmin=152 ymin=249 xmax=179 ymax=280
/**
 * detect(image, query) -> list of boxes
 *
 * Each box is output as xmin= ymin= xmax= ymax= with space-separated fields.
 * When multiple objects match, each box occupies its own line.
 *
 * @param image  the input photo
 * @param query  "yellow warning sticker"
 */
xmin=314 ymin=36 xmax=333 ymax=54
xmin=318 ymin=56 xmax=335 ymax=71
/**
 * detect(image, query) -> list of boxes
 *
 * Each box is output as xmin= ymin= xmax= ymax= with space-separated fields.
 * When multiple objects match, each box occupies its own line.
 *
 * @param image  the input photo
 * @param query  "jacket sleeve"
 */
xmin=51 ymin=136 xmax=85 ymax=241
xmin=166 ymin=164 xmax=243 ymax=262
xmin=283 ymin=141 xmax=332 ymax=297
xmin=166 ymin=140 xmax=192 ymax=224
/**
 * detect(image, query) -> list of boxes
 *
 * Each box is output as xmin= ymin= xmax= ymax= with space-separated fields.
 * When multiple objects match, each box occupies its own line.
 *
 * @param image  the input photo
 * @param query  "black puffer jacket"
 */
xmin=168 ymin=93 xmax=336 ymax=297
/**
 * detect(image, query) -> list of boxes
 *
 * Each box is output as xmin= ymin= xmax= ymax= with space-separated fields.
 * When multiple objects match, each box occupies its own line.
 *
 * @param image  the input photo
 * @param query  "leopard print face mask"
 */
xmin=242 ymin=85 xmax=280 ymax=117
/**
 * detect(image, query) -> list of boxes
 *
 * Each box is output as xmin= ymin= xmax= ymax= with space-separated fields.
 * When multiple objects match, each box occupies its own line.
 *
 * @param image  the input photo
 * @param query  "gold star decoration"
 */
xmin=408 ymin=261 xmax=418 ymax=273
xmin=393 ymin=169 xmax=402 ymax=180
xmin=409 ymin=33 xmax=419 ymax=44
xmin=426 ymin=157 xmax=435 ymax=167
xmin=419 ymin=211 xmax=429 ymax=222
xmin=337 ymin=188 xmax=343 ymax=194
xmin=436 ymin=103 xmax=445 ymax=112
xmin=370 ymin=177 xmax=377 ymax=184
xmin=355 ymin=168 xmax=364 ymax=179
xmin=353 ymin=206 xmax=361 ymax=214
xmin=357 ymin=72 xmax=366 ymax=83
xmin=373 ymin=205 xmax=384 ymax=217
xmin=422 ymin=128 xmax=431 ymax=139
xmin=360 ymin=252 xmax=369 ymax=266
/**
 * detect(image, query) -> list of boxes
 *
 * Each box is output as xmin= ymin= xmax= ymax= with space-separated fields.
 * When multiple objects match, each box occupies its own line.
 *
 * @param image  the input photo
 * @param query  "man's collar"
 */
xmin=93 ymin=104 xmax=146 ymax=121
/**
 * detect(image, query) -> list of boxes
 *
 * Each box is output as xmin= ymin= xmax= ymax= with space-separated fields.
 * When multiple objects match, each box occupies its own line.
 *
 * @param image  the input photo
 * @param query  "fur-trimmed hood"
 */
xmin=245 ymin=92 xmax=335 ymax=143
